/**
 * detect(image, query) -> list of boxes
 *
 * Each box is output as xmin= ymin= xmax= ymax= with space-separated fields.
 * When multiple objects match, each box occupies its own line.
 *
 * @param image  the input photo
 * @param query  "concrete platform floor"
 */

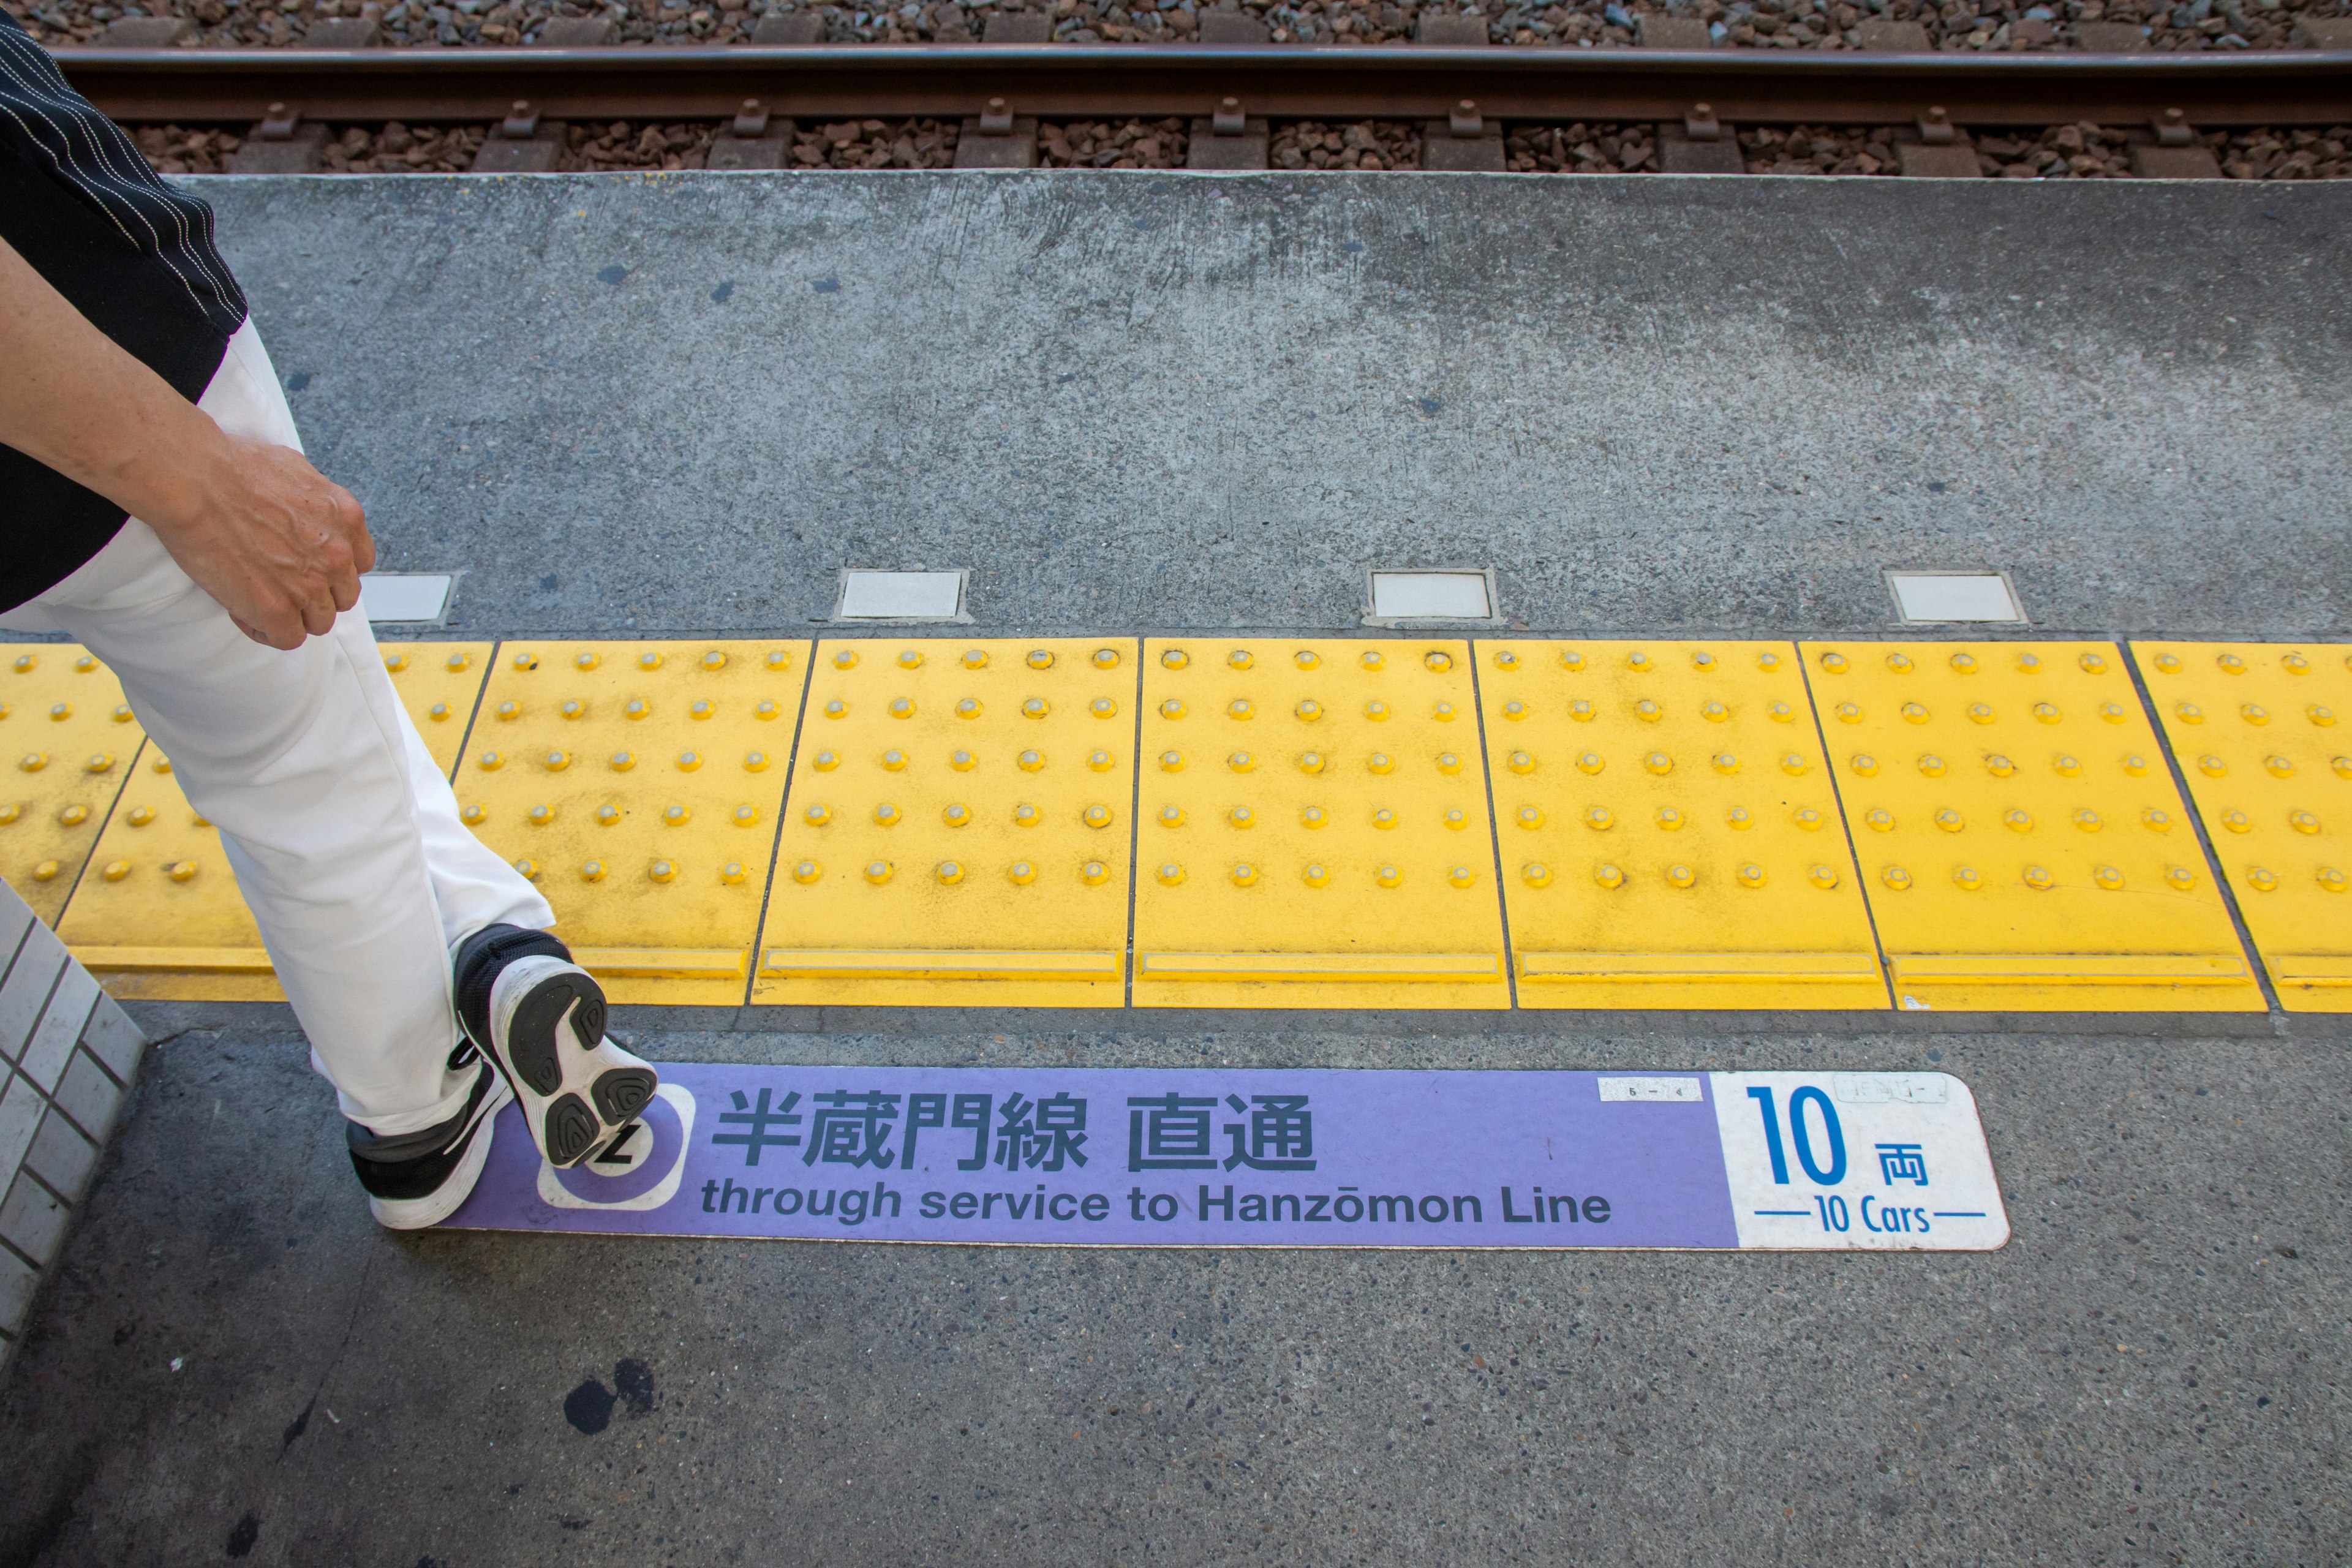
xmin=207 ymin=169 xmax=2350 ymax=640
xmin=7 ymin=1016 xmax=2348 ymax=1566
xmin=4 ymin=171 xmax=2351 ymax=1566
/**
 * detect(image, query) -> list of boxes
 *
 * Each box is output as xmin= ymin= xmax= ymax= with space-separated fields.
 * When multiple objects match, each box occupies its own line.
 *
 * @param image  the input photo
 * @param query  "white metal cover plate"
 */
xmin=1887 ymin=572 xmax=2025 ymax=625
xmin=1369 ymin=572 xmax=1493 ymax=621
xmin=357 ymin=573 xmax=454 ymax=624
xmin=837 ymin=571 xmax=968 ymax=621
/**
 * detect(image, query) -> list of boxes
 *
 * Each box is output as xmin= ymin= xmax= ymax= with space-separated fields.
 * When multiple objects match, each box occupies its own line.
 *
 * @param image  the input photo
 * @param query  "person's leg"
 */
xmin=6 ymin=322 xmax=543 ymax=1134
xmin=11 ymin=322 xmax=654 ymax=1189
xmin=23 ymin=511 xmax=541 ymax=1134
xmin=213 ymin=328 xmax=554 ymax=956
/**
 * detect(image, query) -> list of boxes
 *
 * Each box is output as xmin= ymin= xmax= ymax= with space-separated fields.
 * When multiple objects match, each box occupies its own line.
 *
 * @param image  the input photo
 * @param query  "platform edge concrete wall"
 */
xmin=0 ymin=876 xmax=147 ymax=1378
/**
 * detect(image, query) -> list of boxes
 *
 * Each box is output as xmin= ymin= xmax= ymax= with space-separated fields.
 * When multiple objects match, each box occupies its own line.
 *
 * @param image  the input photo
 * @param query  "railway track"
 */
xmin=55 ymin=40 xmax=2352 ymax=129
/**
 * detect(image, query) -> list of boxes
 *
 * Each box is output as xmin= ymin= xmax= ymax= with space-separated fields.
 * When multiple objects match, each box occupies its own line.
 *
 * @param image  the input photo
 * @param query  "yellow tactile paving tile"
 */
xmin=2135 ymin=641 xmax=2352 ymax=1012
xmin=1131 ymin=638 xmax=1507 ymax=1009
xmin=462 ymin=640 xmax=808 ymax=1004
xmin=0 ymin=646 xmax=143 ymax=926
xmin=1807 ymin=640 xmax=2261 ymax=1013
xmin=60 ymin=643 xmax=495 ymax=1002
xmin=754 ymin=638 xmax=1137 ymax=1006
xmin=1477 ymin=639 xmax=1884 ymax=1009
xmin=380 ymin=640 xmax=497 ymax=775
xmin=59 ymin=747 xmax=281 ymax=1002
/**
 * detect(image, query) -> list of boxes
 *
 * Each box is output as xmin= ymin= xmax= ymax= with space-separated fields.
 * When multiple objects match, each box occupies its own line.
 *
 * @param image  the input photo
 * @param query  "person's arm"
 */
xmin=0 ymin=235 xmax=372 ymax=649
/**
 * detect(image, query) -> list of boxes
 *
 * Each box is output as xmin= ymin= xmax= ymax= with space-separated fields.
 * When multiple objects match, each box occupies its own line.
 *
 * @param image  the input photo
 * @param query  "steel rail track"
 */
xmin=54 ymin=43 xmax=2352 ymax=130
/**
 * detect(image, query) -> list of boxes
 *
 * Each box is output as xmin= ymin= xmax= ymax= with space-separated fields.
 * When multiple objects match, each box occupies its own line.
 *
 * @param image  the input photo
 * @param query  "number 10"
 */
xmin=1746 ymin=1085 xmax=1847 ymax=1186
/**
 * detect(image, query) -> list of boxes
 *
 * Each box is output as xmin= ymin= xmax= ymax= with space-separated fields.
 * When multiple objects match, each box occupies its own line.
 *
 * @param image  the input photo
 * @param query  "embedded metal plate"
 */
xmin=460 ymin=641 xmax=810 ymax=1003
xmin=1365 ymin=570 xmax=1498 ymax=625
xmin=0 ymin=647 xmax=143 ymax=926
xmin=834 ymin=570 xmax=970 ymax=623
xmin=1132 ymin=638 xmax=1508 ymax=1009
xmin=59 ymin=643 xmax=494 ymax=1001
xmin=2135 ymin=641 xmax=2352 ymax=1012
xmin=754 ymin=638 xmax=1138 ymax=1006
xmin=358 ymin=573 xmax=455 ymax=625
xmin=1886 ymin=571 xmax=2025 ymax=624
xmin=1477 ymin=639 xmax=1884 ymax=1009
xmin=1807 ymin=640 xmax=2260 ymax=1012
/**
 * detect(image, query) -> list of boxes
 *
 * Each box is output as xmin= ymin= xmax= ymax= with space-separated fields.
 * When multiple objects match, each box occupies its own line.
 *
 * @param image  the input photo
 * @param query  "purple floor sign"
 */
xmin=442 ymin=1067 xmax=2008 ymax=1251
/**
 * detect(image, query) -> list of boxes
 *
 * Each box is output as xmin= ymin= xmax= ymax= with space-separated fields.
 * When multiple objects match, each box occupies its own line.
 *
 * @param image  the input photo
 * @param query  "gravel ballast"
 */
xmin=13 ymin=0 xmax=2350 ymax=55
xmin=130 ymin=115 xmax=2352 ymax=176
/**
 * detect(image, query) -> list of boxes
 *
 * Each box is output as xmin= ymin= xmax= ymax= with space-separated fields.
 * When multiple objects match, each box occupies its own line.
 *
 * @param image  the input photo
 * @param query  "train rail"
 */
xmin=55 ymin=40 xmax=2352 ymax=128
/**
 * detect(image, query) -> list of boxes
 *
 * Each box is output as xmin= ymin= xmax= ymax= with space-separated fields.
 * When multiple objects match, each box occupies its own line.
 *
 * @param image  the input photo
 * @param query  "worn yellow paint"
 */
xmin=761 ymin=949 xmax=1126 ymax=982
xmin=462 ymin=639 xmax=807 ymax=1003
xmin=1479 ymin=639 xmax=1884 ymax=1009
xmin=2135 ymin=640 xmax=2352 ymax=1011
xmin=754 ymin=638 xmax=1137 ymax=1005
xmin=0 ymin=646 xmax=145 ymax=925
xmin=1809 ymin=639 xmax=2260 ymax=1012
xmin=71 ymin=944 xmax=276 ymax=973
xmin=1131 ymin=638 xmax=1507 ymax=1009
xmin=61 ymin=642 xmax=495 ymax=1001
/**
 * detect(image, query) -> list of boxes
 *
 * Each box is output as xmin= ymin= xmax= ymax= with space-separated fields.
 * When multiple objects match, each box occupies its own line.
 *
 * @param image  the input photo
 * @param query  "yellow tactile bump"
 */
xmin=1478 ymin=639 xmax=1884 ymax=1009
xmin=2135 ymin=641 xmax=2352 ymax=1012
xmin=1131 ymin=638 xmax=1507 ymax=1009
xmin=755 ymin=638 xmax=1137 ymax=1006
xmin=61 ymin=642 xmax=494 ymax=1001
xmin=0 ymin=647 xmax=142 ymax=925
xmin=463 ymin=640 xmax=806 ymax=1003
xmin=1806 ymin=640 xmax=2260 ymax=1013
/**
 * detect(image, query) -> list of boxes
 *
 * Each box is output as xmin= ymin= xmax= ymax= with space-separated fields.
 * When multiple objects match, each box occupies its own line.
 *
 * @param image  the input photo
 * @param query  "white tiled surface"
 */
xmin=0 ymin=878 xmax=145 ymax=1365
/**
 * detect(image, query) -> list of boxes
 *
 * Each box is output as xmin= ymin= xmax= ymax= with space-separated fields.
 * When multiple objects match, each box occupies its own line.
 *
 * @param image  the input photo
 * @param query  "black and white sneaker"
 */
xmin=453 ymin=924 xmax=659 ymax=1169
xmin=349 ymin=1054 xmax=513 ymax=1231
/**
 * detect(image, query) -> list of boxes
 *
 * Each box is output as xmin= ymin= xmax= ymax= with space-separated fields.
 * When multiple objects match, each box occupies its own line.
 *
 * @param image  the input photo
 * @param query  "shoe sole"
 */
xmin=368 ymin=1074 xmax=513 ymax=1231
xmin=489 ymin=959 xmax=660 ymax=1169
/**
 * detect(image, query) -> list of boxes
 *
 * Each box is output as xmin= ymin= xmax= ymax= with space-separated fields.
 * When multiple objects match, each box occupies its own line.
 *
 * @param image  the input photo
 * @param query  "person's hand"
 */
xmin=146 ymin=432 xmax=374 ymax=650
xmin=0 ymin=236 xmax=372 ymax=650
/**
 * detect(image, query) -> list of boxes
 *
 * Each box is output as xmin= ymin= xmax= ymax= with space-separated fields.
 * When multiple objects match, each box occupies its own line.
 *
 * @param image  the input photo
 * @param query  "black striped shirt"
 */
xmin=1 ymin=7 xmax=249 ymax=609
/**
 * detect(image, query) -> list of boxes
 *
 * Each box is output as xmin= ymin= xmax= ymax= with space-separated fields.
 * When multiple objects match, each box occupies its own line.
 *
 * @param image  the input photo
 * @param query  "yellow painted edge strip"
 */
xmin=1891 ymin=954 xmax=2250 ymax=985
xmin=760 ymin=949 xmax=1123 ymax=981
xmin=1138 ymin=952 xmax=1502 ymax=982
xmin=2269 ymin=955 xmax=2352 ymax=987
xmin=1519 ymin=951 xmax=1882 ymax=983
xmin=573 ymin=946 xmax=750 ymax=980
xmin=74 ymin=946 xmax=274 ymax=974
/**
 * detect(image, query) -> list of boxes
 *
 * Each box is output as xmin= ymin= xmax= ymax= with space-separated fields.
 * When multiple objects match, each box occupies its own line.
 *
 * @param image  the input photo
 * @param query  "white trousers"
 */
xmin=0 ymin=322 xmax=552 ymax=1135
